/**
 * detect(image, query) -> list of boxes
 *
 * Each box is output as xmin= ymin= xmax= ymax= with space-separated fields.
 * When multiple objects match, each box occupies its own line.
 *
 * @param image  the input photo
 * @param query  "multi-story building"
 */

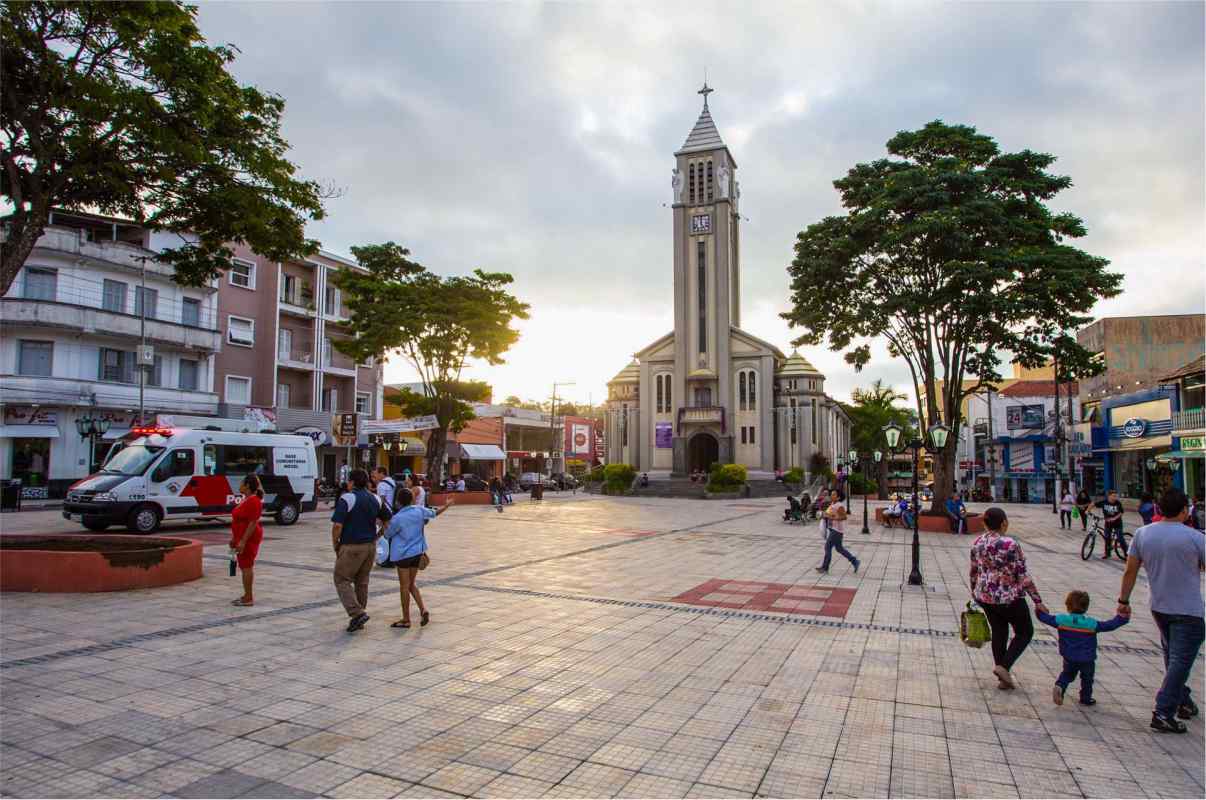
xmin=0 ymin=211 xmax=222 ymax=498
xmin=213 ymin=248 xmax=384 ymax=482
xmin=1161 ymin=355 xmax=1205 ymax=501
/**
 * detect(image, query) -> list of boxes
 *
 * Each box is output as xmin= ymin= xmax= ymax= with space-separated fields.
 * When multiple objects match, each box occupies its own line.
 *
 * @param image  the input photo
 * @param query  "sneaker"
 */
xmin=1078 ymin=698 xmax=1096 ymax=707
xmin=1177 ymin=699 xmax=1199 ymax=720
xmin=1052 ymin=685 xmax=1064 ymax=706
xmin=852 ymin=560 xmax=860 ymax=574
xmin=1151 ymin=713 xmax=1187 ymax=733
xmin=815 ymin=567 xmax=828 ymax=573
xmin=346 ymin=612 xmax=370 ymax=633
xmin=993 ymin=665 xmax=1015 ymax=690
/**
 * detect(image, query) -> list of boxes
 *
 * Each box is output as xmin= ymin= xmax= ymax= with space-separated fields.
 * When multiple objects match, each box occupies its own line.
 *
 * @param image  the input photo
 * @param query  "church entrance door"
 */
xmin=688 ymin=433 xmax=720 ymax=474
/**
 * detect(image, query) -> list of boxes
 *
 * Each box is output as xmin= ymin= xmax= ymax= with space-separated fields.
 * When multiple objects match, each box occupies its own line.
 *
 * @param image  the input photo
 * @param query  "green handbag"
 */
xmin=960 ymin=602 xmax=991 ymax=648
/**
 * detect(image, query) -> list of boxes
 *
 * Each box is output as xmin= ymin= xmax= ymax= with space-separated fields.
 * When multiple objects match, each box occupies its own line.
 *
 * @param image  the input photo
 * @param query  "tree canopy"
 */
xmin=0 ymin=1 xmax=327 ymax=295
xmin=843 ymin=380 xmax=917 ymax=499
xmin=784 ymin=120 xmax=1121 ymax=506
xmin=335 ymin=242 xmax=530 ymax=485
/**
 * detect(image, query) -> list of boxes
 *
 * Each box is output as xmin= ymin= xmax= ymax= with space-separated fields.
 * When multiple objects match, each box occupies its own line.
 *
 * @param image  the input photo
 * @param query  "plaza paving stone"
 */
xmin=0 ymin=494 xmax=1202 ymax=798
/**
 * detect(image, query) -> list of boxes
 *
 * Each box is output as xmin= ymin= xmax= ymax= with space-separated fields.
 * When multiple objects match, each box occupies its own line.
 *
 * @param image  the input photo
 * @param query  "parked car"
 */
xmin=450 ymin=473 xmax=489 ymax=491
xmin=519 ymin=472 xmax=556 ymax=491
xmin=550 ymin=472 xmax=578 ymax=490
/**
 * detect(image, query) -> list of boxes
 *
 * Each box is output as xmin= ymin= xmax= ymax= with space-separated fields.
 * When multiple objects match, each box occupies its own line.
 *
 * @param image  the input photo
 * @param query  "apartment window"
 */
xmin=278 ymin=328 xmax=292 ymax=360
xmin=182 ymin=297 xmax=201 ymax=327
xmin=229 ymin=259 xmax=255 ymax=289
xmin=355 ymin=392 xmax=370 ymax=414
xmin=102 ymin=279 xmax=127 ymax=312
xmin=17 ymin=340 xmax=53 ymax=377
xmin=325 ymin=285 xmax=340 ymax=316
xmin=134 ymin=286 xmax=158 ymax=320
xmin=321 ymin=337 xmax=332 ymax=368
xmin=277 ymin=383 xmax=290 ymax=409
xmin=23 ymin=268 xmax=57 ymax=301
xmin=147 ymin=355 xmax=164 ymax=387
xmin=225 ymin=375 xmax=252 ymax=405
xmin=178 ymin=359 xmax=199 ymax=391
xmin=227 ymin=315 xmax=254 ymax=347
xmin=321 ymin=387 xmax=337 ymax=412
xmin=99 ymin=348 xmax=135 ymax=383
xmin=281 ymin=273 xmax=297 ymax=305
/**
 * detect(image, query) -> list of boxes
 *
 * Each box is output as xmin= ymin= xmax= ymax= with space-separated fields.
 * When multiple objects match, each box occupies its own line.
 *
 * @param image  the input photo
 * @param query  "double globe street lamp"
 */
xmin=847 ymin=447 xmax=883 ymax=535
xmin=883 ymin=420 xmax=951 ymax=586
xmin=75 ymin=413 xmax=112 ymax=473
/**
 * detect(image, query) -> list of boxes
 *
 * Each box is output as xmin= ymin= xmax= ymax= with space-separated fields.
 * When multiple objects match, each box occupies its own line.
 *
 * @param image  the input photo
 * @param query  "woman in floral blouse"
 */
xmin=969 ymin=507 xmax=1049 ymax=689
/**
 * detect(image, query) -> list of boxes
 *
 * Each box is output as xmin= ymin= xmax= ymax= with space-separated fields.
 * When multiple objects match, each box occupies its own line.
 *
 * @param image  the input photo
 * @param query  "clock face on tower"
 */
xmin=691 ymin=213 xmax=712 ymax=234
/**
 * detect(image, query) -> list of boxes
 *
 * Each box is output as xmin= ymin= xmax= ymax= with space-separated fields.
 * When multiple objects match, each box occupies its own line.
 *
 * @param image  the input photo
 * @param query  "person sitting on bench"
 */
xmin=945 ymin=492 xmax=968 ymax=534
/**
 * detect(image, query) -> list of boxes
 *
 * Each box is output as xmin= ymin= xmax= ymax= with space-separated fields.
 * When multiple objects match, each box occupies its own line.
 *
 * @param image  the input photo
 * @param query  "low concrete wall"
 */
xmin=427 ymin=491 xmax=494 ymax=506
xmin=1 ymin=535 xmax=203 ymax=592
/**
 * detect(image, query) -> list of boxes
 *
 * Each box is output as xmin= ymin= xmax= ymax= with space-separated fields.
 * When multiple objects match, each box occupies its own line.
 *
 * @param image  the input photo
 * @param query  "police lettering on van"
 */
xmin=63 ymin=427 xmax=319 ymax=533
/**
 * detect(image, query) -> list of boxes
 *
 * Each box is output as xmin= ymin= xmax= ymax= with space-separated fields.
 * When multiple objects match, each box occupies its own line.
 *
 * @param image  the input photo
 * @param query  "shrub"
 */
xmin=706 ymin=463 xmax=747 ymax=492
xmin=809 ymin=452 xmax=831 ymax=474
xmin=783 ymin=467 xmax=804 ymax=484
xmin=602 ymin=463 xmax=636 ymax=494
xmin=848 ymin=472 xmax=878 ymax=496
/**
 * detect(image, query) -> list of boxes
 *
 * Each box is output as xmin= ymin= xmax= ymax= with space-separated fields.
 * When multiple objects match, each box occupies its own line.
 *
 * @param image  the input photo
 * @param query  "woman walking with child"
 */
xmin=380 ymin=488 xmax=447 ymax=628
xmin=969 ymin=507 xmax=1049 ymax=689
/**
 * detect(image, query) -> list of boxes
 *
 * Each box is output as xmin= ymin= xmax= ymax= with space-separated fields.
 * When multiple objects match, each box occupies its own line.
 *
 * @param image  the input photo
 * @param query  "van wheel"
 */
xmin=82 ymin=517 xmax=109 ymax=532
xmin=127 ymin=504 xmax=161 ymax=534
xmin=275 ymin=500 xmax=300 ymax=526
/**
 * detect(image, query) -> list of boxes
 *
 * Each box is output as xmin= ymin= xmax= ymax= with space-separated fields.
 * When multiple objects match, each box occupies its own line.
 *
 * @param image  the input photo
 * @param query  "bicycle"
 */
xmin=1081 ymin=513 xmax=1131 ymax=560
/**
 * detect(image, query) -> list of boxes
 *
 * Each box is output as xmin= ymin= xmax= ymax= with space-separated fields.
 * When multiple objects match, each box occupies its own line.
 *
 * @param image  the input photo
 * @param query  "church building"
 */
xmin=605 ymin=86 xmax=851 ymax=478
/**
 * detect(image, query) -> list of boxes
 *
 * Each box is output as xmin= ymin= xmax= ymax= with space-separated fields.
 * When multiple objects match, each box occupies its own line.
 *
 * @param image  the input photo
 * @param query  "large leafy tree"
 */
xmin=784 ymin=121 xmax=1121 ymax=509
xmin=334 ymin=242 xmax=530 ymax=486
xmin=0 ymin=1 xmax=326 ymax=295
xmin=845 ymin=380 xmax=916 ymax=499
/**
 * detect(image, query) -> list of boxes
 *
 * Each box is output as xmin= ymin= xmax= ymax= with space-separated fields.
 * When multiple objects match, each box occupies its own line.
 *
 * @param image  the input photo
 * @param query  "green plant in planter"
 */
xmin=783 ymin=467 xmax=804 ymax=484
xmin=706 ymin=463 xmax=747 ymax=493
xmin=602 ymin=463 xmax=636 ymax=494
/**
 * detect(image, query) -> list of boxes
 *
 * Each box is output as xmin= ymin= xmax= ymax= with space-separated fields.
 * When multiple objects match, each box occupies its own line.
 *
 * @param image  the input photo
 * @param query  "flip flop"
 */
xmin=391 ymin=620 xmax=411 ymax=628
xmin=420 ymin=611 xmax=430 ymax=627
xmin=231 ymin=598 xmax=254 ymax=607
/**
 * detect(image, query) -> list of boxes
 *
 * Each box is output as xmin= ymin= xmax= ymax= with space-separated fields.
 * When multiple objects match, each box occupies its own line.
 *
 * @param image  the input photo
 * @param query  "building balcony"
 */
xmin=279 ymin=298 xmax=316 ymax=318
xmin=1172 ymin=407 xmax=1205 ymax=433
xmin=32 ymin=226 xmax=202 ymax=286
xmin=0 ymin=374 xmax=218 ymax=414
xmin=277 ymin=349 xmax=316 ymax=371
xmin=677 ymin=405 xmax=726 ymax=432
xmin=1 ymin=297 xmax=222 ymax=352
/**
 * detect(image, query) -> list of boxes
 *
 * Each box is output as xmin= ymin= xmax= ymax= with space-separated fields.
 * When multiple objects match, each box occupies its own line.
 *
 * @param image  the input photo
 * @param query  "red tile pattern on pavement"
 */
xmin=670 ymin=578 xmax=857 ymax=618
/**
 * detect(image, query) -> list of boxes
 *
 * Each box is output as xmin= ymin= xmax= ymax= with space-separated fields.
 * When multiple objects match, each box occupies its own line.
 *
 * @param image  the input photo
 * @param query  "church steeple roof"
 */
xmin=675 ymin=83 xmax=731 ymax=160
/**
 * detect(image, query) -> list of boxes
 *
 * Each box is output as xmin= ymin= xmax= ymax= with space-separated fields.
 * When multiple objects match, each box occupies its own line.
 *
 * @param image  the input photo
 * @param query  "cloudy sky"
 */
xmin=196 ymin=1 xmax=1205 ymax=408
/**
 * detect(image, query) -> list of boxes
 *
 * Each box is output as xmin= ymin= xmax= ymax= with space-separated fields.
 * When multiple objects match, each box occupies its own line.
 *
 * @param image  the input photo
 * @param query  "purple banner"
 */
xmin=655 ymin=422 xmax=673 ymax=449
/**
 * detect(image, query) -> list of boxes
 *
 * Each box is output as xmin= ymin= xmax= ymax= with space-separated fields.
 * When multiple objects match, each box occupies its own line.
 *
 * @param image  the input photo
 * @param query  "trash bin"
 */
xmin=0 ymin=479 xmax=23 ymax=512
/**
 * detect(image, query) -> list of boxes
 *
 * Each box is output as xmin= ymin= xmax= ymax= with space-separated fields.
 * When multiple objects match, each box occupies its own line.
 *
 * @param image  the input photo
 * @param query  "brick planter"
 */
xmin=873 ymin=507 xmax=986 ymax=534
xmin=427 ymin=491 xmax=494 ymax=506
xmin=0 ymin=535 xmax=203 ymax=593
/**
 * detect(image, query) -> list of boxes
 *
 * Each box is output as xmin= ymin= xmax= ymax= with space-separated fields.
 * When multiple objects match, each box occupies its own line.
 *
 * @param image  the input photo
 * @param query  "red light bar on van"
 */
xmin=130 ymin=426 xmax=173 ymax=437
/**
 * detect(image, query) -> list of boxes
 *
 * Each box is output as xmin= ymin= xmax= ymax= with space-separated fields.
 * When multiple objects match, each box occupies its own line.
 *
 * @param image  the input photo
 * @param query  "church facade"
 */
xmin=605 ymin=86 xmax=851 ymax=478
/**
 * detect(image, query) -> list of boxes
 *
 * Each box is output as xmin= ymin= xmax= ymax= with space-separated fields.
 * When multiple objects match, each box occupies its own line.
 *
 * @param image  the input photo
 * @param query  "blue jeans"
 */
xmin=821 ymin=529 xmax=858 ymax=571
xmin=1152 ymin=611 xmax=1205 ymax=718
xmin=1056 ymin=659 xmax=1096 ymax=702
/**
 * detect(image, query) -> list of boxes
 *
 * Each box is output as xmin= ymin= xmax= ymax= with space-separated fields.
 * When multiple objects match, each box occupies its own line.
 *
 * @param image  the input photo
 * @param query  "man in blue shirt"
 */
xmin=1117 ymin=488 xmax=1206 ymax=733
xmin=331 ymin=469 xmax=382 ymax=632
xmin=945 ymin=492 xmax=968 ymax=534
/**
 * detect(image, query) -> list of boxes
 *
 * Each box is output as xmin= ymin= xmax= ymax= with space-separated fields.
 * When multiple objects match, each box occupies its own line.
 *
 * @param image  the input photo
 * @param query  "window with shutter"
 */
xmin=227 ymin=316 xmax=254 ymax=346
xmin=17 ymin=341 xmax=53 ymax=376
xmin=134 ymin=287 xmax=158 ymax=320
xmin=182 ymin=298 xmax=201 ymax=327
xmin=102 ymin=280 xmax=127 ymax=312
xmin=23 ymin=268 xmax=56 ymax=301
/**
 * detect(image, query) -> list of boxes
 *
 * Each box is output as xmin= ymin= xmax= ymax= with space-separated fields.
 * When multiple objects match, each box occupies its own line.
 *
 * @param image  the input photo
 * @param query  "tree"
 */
xmin=1 ymin=1 xmax=327 ymax=295
xmin=334 ymin=242 xmax=530 ymax=487
xmin=845 ymin=380 xmax=916 ymax=499
xmin=784 ymin=121 xmax=1122 ymax=510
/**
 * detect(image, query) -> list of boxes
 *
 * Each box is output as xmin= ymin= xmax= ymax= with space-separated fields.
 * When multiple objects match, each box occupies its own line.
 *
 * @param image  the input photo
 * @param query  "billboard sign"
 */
xmin=1006 ymin=404 xmax=1046 ymax=430
xmin=332 ymin=413 xmax=359 ymax=446
xmin=655 ymin=422 xmax=673 ymax=449
xmin=571 ymin=423 xmax=592 ymax=455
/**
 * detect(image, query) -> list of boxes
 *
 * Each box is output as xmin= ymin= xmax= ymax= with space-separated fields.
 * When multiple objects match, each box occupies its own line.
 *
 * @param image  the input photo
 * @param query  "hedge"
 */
xmin=706 ymin=463 xmax=747 ymax=492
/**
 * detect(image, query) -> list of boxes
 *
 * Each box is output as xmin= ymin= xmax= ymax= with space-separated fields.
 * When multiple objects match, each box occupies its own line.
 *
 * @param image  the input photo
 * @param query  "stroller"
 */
xmin=783 ymin=495 xmax=804 ymax=523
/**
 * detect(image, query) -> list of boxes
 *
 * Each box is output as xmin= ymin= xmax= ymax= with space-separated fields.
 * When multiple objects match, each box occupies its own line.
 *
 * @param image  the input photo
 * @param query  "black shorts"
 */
xmin=389 ymin=554 xmax=423 ymax=569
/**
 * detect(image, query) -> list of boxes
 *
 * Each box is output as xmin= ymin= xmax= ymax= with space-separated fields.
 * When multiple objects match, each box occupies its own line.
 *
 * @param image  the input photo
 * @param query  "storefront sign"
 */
xmin=363 ymin=415 xmax=439 ymax=434
xmin=292 ymin=426 xmax=331 ymax=446
xmin=332 ymin=413 xmax=359 ymax=446
xmin=244 ymin=406 xmax=277 ymax=429
xmin=571 ymin=424 xmax=592 ymax=455
xmin=1122 ymin=418 xmax=1147 ymax=438
xmin=4 ymin=407 xmax=57 ymax=426
xmin=655 ymin=422 xmax=673 ymax=449
xmin=1181 ymin=435 xmax=1205 ymax=451
xmin=1006 ymin=404 xmax=1045 ymax=430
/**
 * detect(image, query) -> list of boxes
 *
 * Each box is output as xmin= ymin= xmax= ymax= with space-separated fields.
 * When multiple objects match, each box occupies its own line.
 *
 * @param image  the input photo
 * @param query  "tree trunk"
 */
xmin=877 ymin=459 xmax=889 ymax=500
xmin=931 ymin=446 xmax=958 ymax=512
xmin=427 ymin=427 xmax=449 ymax=488
xmin=0 ymin=210 xmax=46 ymax=297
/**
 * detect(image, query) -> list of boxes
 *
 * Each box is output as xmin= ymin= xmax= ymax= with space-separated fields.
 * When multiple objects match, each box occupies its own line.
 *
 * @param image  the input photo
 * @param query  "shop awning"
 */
xmin=458 ymin=443 xmax=506 ymax=460
xmin=1160 ymin=450 xmax=1206 ymax=460
xmin=0 ymin=425 xmax=60 ymax=438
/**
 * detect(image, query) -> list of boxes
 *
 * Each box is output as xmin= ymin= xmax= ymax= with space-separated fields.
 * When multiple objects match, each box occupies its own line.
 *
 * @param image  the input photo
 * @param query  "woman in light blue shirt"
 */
xmin=381 ymin=488 xmax=445 ymax=628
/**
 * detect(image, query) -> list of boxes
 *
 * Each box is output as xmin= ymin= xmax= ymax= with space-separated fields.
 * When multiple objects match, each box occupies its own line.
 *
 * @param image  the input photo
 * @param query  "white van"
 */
xmin=63 ymin=426 xmax=319 ymax=533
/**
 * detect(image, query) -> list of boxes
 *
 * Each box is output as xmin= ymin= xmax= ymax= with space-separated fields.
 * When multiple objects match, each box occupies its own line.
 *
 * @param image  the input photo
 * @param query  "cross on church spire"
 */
xmin=698 ymin=81 xmax=713 ymax=108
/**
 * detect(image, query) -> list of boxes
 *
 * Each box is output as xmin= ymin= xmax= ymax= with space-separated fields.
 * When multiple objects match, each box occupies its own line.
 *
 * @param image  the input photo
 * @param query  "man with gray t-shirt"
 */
xmin=1117 ymin=488 xmax=1205 ymax=734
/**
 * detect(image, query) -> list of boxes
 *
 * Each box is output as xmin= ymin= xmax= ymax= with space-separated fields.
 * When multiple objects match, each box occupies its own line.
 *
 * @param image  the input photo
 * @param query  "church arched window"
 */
xmin=706 ymin=160 xmax=714 ymax=202
xmin=738 ymin=372 xmax=746 ymax=409
xmin=748 ymin=371 xmax=757 ymax=409
xmin=688 ymin=164 xmax=696 ymax=205
xmin=665 ymin=377 xmax=672 ymax=412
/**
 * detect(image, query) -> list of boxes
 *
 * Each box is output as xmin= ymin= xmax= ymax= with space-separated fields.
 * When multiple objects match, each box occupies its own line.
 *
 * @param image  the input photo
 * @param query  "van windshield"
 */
xmin=102 ymin=445 xmax=164 ymax=476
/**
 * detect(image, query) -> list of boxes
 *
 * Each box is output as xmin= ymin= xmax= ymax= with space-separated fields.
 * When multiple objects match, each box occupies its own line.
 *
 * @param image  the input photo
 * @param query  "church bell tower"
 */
xmin=671 ymin=83 xmax=740 ymax=416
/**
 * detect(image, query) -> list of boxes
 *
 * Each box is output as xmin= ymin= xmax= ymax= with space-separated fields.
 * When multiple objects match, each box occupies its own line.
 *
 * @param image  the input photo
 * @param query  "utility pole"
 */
xmin=987 ymin=389 xmax=996 ymax=500
xmin=1053 ymin=347 xmax=1060 ymax=514
xmin=549 ymin=381 xmax=575 ymax=476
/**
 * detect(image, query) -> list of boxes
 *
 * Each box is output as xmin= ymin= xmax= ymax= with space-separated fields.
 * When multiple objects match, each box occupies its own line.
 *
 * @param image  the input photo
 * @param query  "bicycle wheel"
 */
xmin=1114 ymin=532 xmax=1131 ymax=559
xmin=1081 ymin=531 xmax=1096 ymax=560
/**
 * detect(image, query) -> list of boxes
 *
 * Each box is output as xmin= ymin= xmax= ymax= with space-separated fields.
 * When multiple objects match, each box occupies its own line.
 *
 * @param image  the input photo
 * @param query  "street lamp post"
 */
xmin=74 ymin=412 xmax=112 ymax=473
xmin=884 ymin=421 xmax=950 ymax=586
xmin=848 ymin=447 xmax=878 ymax=536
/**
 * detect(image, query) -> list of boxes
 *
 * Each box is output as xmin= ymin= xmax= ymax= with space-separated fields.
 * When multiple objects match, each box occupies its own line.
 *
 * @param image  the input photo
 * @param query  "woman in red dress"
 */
xmin=230 ymin=474 xmax=264 ymax=606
